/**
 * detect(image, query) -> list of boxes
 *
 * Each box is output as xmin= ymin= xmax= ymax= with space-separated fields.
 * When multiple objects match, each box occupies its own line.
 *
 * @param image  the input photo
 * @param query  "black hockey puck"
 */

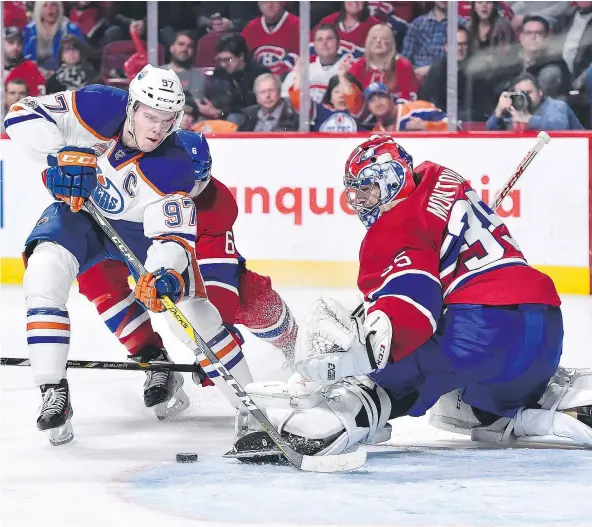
xmin=176 ymin=453 xmax=198 ymax=463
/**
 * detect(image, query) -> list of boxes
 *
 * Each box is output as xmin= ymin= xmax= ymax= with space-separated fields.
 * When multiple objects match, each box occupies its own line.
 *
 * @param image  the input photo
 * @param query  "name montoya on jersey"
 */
xmin=4 ymin=85 xmax=202 ymax=295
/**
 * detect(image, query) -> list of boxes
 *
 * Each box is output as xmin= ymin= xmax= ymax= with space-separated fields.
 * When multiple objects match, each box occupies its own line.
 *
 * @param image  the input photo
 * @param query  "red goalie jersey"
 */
xmin=359 ymin=161 xmax=560 ymax=362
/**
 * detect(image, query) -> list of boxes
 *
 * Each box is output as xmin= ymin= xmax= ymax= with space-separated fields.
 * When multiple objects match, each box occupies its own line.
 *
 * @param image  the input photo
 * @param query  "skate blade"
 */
xmin=47 ymin=420 xmax=74 ymax=446
xmin=154 ymin=388 xmax=190 ymax=420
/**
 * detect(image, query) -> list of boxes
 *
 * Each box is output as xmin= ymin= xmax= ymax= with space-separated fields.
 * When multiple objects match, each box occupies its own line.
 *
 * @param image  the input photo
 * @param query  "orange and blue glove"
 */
xmin=43 ymin=146 xmax=98 ymax=212
xmin=135 ymin=268 xmax=185 ymax=312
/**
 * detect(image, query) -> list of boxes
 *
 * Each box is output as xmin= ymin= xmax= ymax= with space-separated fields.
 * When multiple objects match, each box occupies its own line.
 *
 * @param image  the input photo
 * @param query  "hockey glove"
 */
xmin=135 ymin=268 xmax=185 ymax=312
xmin=295 ymin=298 xmax=392 ymax=384
xmin=43 ymin=146 xmax=98 ymax=212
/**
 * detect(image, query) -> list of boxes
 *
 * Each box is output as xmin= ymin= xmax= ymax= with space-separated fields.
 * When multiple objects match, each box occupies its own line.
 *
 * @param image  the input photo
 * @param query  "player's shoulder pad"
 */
xmin=73 ymin=85 xmax=128 ymax=139
xmin=138 ymin=135 xmax=195 ymax=196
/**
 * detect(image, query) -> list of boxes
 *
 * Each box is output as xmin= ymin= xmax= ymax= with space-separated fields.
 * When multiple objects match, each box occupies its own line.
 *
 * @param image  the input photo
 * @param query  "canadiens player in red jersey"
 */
xmin=226 ymin=134 xmax=592 ymax=460
xmin=77 ymin=131 xmax=298 ymax=416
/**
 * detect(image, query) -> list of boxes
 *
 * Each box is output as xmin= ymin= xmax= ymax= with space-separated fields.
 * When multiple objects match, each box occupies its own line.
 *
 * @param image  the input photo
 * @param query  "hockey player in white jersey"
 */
xmin=4 ymin=66 xmax=253 ymax=445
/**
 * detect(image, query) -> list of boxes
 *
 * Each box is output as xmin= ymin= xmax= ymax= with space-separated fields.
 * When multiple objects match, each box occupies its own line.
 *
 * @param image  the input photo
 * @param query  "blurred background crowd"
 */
xmin=3 ymin=0 xmax=592 ymax=134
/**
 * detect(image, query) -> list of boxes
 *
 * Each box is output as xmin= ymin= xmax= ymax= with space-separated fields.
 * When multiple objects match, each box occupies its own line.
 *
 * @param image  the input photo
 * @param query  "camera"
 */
xmin=507 ymin=91 xmax=531 ymax=112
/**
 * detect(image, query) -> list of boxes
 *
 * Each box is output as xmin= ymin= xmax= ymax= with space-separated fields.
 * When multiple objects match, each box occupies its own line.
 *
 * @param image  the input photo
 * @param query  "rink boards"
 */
xmin=0 ymin=133 xmax=590 ymax=293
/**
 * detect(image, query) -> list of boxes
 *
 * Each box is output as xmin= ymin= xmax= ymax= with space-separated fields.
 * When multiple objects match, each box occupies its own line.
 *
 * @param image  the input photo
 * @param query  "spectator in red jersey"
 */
xmin=368 ymin=1 xmax=417 ymax=23
xmin=466 ymin=2 xmax=513 ymax=53
xmin=67 ymin=2 xmax=108 ymax=54
xmin=315 ymin=2 xmax=382 ymax=57
xmin=348 ymin=24 xmax=418 ymax=100
xmin=241 ymin=1 xmax=300 ymax=77
xmin=3 ymin=1 xmax=29 ymax=31
xmin=3 ymin=27 xmax=46 ymax=96
xmin=366 ymin=1 xmax=410 ymax=52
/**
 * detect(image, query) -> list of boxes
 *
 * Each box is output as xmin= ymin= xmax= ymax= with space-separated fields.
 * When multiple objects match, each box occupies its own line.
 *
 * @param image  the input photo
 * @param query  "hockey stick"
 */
xmin=490 ymin=131 xmax=551 ymax=210
xmin=0 ymin=358 xmax=198 ymax=372
xmin=82 ymin=200 xmax=366 ymax=473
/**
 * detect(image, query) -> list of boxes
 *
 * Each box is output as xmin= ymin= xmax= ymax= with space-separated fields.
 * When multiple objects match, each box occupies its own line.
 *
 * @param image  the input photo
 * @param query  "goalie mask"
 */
xmin=344 ymin=135 xmax=416 ymax=228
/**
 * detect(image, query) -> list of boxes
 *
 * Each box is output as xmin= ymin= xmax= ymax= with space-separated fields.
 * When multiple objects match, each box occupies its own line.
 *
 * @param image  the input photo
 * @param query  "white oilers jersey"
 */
xmin=4 ymin=85 xmax=200 ymax=291
xmin=281 ymin=57 xmax=343 ymax=103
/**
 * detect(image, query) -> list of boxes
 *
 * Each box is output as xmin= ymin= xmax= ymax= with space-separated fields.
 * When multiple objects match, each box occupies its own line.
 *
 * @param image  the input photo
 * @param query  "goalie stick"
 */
xmin=0 ymin=358 xmax=198 ymax=372
xmin=82 ymin=200 xmax=366 ymax=473
xmin=490 ymin=131 xmax=551 ymax=210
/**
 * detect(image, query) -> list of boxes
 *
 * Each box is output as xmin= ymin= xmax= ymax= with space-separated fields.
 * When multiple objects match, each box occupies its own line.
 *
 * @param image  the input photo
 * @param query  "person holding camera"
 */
xmin=486 ymin=73 xmax=583 ymax=131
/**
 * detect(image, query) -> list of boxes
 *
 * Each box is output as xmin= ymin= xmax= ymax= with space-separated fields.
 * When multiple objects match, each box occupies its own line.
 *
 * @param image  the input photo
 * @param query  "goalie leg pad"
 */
xmin=231 ymin=375 xmax=392 ymax=457
xmin=429 ymin=389 xmax=483 ymax=436
xmin=471 ymin=367 xmax=592 ymax=448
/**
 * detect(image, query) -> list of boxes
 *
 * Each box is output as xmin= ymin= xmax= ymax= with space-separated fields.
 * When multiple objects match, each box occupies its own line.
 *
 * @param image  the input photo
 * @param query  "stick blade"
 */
xmin=300 ymin=449 xmax=367 ymax=473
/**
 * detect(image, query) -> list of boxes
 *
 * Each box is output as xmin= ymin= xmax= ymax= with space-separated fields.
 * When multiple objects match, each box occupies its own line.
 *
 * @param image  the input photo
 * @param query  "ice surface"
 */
xmin=2 ymin=285 xmax=592 ymax=527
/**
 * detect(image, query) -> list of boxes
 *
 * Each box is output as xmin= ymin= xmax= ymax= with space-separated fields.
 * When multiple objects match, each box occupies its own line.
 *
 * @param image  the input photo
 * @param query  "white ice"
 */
xmin=2 ymin=285 xmax=592 ymax=527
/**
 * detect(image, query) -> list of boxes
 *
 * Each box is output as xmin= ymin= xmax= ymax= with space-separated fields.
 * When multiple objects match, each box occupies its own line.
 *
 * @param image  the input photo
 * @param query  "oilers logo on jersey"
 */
xmin=92 ymin=172 xmax=124 ymax=214
xmin=318 ymin=112 xmax=357 ymax=133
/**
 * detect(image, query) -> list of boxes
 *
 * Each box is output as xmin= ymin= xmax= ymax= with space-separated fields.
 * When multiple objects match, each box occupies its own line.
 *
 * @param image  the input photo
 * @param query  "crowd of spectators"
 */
xmin=4 ymin=1 xmax=592 ymax=134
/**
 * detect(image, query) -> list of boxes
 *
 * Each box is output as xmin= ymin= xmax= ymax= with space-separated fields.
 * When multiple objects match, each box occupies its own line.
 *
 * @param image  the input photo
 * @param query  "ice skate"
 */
xmin=37 ymin=379 xmax=74 ymax=446
xmin=133 ymin=346 xmax=190 ymax=420
xmin=224 ymin=409 xmax=286 ymax=464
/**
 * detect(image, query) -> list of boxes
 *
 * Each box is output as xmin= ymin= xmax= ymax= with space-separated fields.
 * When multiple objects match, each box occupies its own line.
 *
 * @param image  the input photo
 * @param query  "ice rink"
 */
xmin=2 ymin=285 xmax=592 ymax=527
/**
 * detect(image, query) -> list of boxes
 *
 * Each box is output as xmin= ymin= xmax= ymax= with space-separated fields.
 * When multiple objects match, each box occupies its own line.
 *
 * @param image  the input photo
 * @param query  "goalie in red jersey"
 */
xmin=226 ymin=134 xmax=592 ymax=462
xmin=77 ymin=131 xmax=297 ymax=418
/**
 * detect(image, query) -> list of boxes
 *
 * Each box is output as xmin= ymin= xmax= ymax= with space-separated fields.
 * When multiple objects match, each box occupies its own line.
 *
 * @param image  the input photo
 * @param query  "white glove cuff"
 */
xmin=362 ymin=310 xmax=392 ymax=371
